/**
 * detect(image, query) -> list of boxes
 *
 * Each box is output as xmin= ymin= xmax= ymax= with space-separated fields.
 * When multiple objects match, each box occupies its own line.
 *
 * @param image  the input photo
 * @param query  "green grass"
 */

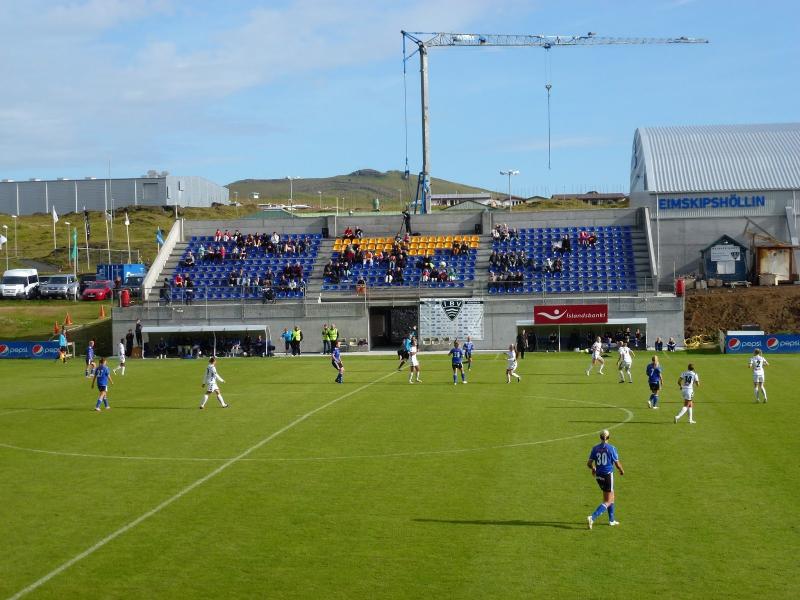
xmin=1 ymin=352 xmax=797 ymax=599
xmin=0 ymin=299 xmax=111 ymax=341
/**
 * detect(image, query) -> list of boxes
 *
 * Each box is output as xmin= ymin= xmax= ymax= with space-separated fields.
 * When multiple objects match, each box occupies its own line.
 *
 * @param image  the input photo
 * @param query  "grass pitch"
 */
xmin=1 ymin=351 xmax=798 ymax=599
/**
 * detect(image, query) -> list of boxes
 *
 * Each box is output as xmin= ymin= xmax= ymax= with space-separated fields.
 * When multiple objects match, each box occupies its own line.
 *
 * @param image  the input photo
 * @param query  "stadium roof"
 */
xmin=632 ymin=123 xmax=800 ymax=193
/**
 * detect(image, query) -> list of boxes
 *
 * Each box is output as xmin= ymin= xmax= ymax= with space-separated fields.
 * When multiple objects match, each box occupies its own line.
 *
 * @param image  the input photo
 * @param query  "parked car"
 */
xmin=39 ymin=274 xmax=80 ymax=300
xmin=121 ymin=274 xmax=144 ymax=298
xmin=0 ymin=269 xmax=40 ymax=299
xmin=78 ymin=273 xmax=98 ymax=293
xmin=81 ymin=280 xmax=113 ymax=301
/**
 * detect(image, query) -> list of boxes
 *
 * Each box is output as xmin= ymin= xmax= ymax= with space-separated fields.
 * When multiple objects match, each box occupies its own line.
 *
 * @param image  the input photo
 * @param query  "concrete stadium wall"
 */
xmin=113 ymin=294 xmax=683 ymax=354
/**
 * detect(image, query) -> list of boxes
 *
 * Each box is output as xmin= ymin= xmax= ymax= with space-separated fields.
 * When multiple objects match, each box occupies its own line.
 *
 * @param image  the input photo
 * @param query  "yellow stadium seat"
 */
xmin=470 ymin=241 xmax=479 ymax=249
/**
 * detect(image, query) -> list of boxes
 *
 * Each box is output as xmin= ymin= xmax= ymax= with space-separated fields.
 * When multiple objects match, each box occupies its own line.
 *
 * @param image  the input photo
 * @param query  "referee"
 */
xmin=586 ymin=429 xmax=624 ymax=529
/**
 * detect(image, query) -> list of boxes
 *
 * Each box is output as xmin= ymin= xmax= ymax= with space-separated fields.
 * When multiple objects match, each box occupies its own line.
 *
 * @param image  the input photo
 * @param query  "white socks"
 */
xmin=675 ymin=407 xmax=688 ymax=420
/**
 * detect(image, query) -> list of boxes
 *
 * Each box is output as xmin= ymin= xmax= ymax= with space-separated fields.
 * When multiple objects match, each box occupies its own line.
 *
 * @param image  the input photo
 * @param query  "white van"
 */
xmin=0 ymin=269 xmax=40 ymax=299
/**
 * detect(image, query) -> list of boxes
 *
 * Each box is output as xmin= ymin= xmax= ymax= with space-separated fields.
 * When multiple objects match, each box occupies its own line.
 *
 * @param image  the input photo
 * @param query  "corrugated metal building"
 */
xmin=0 ymin=175 xmax=229 ymax=216
xmin=629 ymin=123 xmax=800 ymax=285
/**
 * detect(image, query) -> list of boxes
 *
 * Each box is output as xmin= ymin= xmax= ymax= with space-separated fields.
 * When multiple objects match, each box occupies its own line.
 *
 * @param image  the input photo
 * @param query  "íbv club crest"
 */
xmin=441 ymin=300 xmax=463 ymax=321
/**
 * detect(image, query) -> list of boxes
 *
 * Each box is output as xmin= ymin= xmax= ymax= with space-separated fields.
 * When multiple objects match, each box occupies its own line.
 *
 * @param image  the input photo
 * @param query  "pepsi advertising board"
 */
xmin=0 ymin=341 xmax=60 ymax=359
xmin=724 ymin=334 xmax=800 ymax=354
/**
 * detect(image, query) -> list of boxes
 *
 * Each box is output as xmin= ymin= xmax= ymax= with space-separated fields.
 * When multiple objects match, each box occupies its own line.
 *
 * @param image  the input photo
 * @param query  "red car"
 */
xmin=81 ymin=280 xmax=113 ymax=301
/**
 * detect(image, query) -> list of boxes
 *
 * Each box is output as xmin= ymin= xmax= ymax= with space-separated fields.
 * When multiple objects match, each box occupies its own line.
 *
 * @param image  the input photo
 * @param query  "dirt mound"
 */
xmin=685 ymin=285 xmax=800 ymax=337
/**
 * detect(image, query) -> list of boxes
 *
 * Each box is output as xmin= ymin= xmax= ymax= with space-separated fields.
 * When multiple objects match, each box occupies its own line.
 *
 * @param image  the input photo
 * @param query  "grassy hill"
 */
xmin=228 ymin=169 xmax=497 ymax=212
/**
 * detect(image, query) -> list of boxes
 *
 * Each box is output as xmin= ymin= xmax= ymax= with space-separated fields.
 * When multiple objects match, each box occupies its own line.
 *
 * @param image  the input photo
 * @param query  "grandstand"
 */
xmin=126 ymin=208 xmax=681 ymax=352
xmin=487 ymin=225 xmax=638 ymax=294
xmin=322 ymin=235 xmax=478 ymax=292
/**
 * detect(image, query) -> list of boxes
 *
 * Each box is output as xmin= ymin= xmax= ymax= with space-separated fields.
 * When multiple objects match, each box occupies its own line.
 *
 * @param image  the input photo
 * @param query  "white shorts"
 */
xmin=411 ymin=356 xmax=419 ymax=367
xmin=753 ymin=373 xmax=764 ymax=384
xmin=507 ymin=361 xmax=517 ymax=371
xmin=592 ymin=351 xmax=602 ymax=360
xmin=620 ymin=361 xmax=632 ymax=371
xmin=119 ymin=356 xmax=126 ymax=365
xmin=681 ymin=387 xmax=694 ymax=401
xmin=206 ymin=382 xmax=219 ymax=394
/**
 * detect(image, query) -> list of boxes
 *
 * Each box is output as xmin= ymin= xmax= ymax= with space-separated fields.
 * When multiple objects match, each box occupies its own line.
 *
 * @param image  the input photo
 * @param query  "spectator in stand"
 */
xmin=343 ymin=226 xmax=354 ymax=240
xmin=579 ymin=230 xmax=589 ymax=247
xmin=543 ymin=257 xmax=553 ymax=273
xmin=184 ymin=276 xmax=195 ymax=304
xmin=384 ymin=267 xmax=393 ymax=284
xmin=174 ymin=273 xmax=184 ymax=287
xmin=667 ymin=337 xmax=677 ymax=352
xmin=214 ymin=229 xmax=222 ymax=242
xmin=354 ymin=226 xmax=363 ymax=240
xmin=183 ymin=251 xmax=195 ymax=267
xmin=552 ymin=238 xmax=563 ymax=254
xmin=553 ymin=257 xmax=563 ymax=273
xmin=588 ymin=232 xmax=598 ymax=247
xmin=159 ymin=279 xmax=171 ymax=305
xmin=219 ymin=245 xmax=227 ymax=261
xmin=561 ymin=234 xmax=571 ymax=254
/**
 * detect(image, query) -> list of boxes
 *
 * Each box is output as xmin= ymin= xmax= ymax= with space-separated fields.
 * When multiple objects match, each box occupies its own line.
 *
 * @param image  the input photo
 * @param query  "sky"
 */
xmin=0 ymin=0 xmax=798 ymax=197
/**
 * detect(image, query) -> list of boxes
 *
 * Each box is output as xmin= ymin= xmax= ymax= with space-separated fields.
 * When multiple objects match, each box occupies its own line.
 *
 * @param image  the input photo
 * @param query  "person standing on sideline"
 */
xmin=586 ymin=336 xmax=605 ymax=376
xmin=645 ymin=356 xmax=663 ymax=409
xmin=125 ymin=329 xmax=134 ymax=358
xmin=91 ymin=357 xmax=113 ymax=412
xmin=328 ymin=323 xmax=339 ymax=354
xmin=516 ymin=329 xmax=528 ymax=359
xmin=291 ymin=326 xmax=303 ymax=356
xmin=56 ymin=329 xmax=68 ymax=364
xmin=506 ymin=344 xmax=521 ymax=383
xmin=749 ymin=348 xmax=769 ymax=403
xmin=321 ymin=324 xmax=330 ymax=355
xmin=408 ymin=337 xmax=421 ymax=383
xmin=135 ymin=319 xmax=143 ymax=357
xmin=674 ymin=364 xmax=700 ymax=424
xmin=281 ymin=328 xmax=292 ymax=356
xmin=463 ymin=336 xmax=475 ymax=371
xmin=586 ymin=429 xmax=624 ymax=529
xmin=84 ymin=340 xmax=96 ymax=378
xmin=112 ymin=338 xmax=126 ymax=376
xmin=200 ymin=357 xmax=228 ymax=409
xmin=331 ymin=340 xmax=344 ymax=384
xmin=448 ymin=340 xmax=467 ymax=385
xmin=617 ymin=341 xmax=635 ymax=383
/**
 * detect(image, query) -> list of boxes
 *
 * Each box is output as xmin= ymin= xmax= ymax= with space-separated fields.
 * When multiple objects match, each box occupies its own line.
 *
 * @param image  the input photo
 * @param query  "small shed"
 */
xmin=700 ymin=235 xmax=748 ymax=282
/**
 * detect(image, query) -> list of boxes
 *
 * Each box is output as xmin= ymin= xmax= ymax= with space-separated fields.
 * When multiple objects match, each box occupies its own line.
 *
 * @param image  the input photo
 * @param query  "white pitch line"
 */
xmin=6 ymin=371 xmax=395 ymax=600
xmin=0 ymin=397 xmax=633 ymax=464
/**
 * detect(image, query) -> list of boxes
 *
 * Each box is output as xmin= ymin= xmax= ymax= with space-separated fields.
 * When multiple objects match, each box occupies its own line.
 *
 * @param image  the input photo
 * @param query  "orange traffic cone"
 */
xmin=54 ymin=322 xmax=60 ymax=335
xmin=64 ymin=313 xmax=73 ymax=326
xmin=99 ymin=305 xmax=106 ymax=319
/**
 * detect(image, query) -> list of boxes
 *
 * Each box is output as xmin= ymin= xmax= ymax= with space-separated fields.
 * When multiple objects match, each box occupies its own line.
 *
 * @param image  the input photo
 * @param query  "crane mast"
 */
xmin=401 ymin=30 xmax=708 ymax=214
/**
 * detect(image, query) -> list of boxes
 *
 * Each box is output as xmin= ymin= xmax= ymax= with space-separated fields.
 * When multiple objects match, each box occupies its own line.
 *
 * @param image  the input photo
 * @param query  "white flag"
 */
xmin=0 ymin=234 xmax=6 ymax=249
xmin=105 ymin=211 xmax=112 ymax=221
xmin=124 ymin=212 xmax=130 ymax=227
xmin=52 ymin=205 xmax=59 ymax=223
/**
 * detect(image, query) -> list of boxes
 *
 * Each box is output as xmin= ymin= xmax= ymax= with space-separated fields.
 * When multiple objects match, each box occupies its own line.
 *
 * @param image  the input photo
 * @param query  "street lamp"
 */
xmin=11 ymin=215 xmax=17 ymax=257
xmin=286 ymin=176 xmax=300 ymax=218
xmin=499 ymin=169 xmax=520 ymax=213
xmin=2 ymin=225 xmax=7 ymax=270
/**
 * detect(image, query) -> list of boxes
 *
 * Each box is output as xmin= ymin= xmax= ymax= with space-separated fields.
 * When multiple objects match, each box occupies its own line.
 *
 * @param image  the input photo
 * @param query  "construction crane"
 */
xmin=401 ymin=31 xmax=708 ymax=214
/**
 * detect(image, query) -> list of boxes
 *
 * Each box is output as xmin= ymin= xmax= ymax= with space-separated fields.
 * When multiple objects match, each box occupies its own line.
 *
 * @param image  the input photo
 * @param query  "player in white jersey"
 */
xmin=506 ymin=344 xmax=521 ymax=383
xmin=112 ymin=338 xmax=126 ymax=376
xmin=200 ymin=357 xmax=228 ymax=409
xmin=749 ymin=348 xmax=769 ymax=403
xmin=408 ymin=338 xmax=421 ymax=383
xmin=586 ymin=337 xmax=605 ymax=376
xmin=674 ymin=363 xmax=700 ymax=424
xmin=617 ymin=341 xmax=635 ymax=383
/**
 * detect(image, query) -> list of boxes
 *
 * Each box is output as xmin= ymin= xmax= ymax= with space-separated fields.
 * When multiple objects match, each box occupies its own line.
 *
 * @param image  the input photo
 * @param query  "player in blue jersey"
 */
xmin=331 ymin=340 xmax=344 ymax=384
xmin=646 ymin=356 xmax=663 ymax=409
xmin=91 ymin=357 xmax=113 ymax=411
xmin=448 ymin=340 xmax=467 ymax=385
xmin=84 ymin=340 xmax=96 ymax=378
xmin=586 ymin=429 xmax=624 ymax=529
xmin=463 ymin=336 xmax=475 ymax=371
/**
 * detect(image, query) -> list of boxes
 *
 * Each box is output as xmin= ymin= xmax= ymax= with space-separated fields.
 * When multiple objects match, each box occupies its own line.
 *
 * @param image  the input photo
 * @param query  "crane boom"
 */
xmin=401 ymin=31 xmax=708 ymax=214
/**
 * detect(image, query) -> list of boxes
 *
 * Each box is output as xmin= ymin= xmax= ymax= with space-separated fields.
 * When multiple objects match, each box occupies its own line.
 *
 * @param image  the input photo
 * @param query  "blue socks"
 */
xmin=453 ymin=374 xmax=457 ymax=383
xmin=652 ymin=393 xmax=659 ymax=407
xmin=608 ymin=503 xmax=615 ymax=521
xmin=591 ymin=504 xmax=608 ymax=520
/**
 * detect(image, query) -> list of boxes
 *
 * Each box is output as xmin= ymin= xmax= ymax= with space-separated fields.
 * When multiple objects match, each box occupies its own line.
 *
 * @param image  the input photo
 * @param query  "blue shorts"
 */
xmin=464 ymin=351 xmax=472 ymax=359
xmin=97 ymin=384 xmax=107 ymax=392
xmin=452 ymin=362 xmax=463 ymax=369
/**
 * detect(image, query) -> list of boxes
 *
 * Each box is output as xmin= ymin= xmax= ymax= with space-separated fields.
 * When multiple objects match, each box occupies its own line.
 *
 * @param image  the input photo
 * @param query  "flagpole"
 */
xmin=84 ymin=210 xmax=91 ymax=272
xmin=104 ymin=214 xmax=111 ymax=263
xmin=53 ymin=218 xmax=57 ymax=250
xmin=64 ymin=221 xmax=71 ymax=271
xmin=125 ymin=214 xmax=131 ymax=263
